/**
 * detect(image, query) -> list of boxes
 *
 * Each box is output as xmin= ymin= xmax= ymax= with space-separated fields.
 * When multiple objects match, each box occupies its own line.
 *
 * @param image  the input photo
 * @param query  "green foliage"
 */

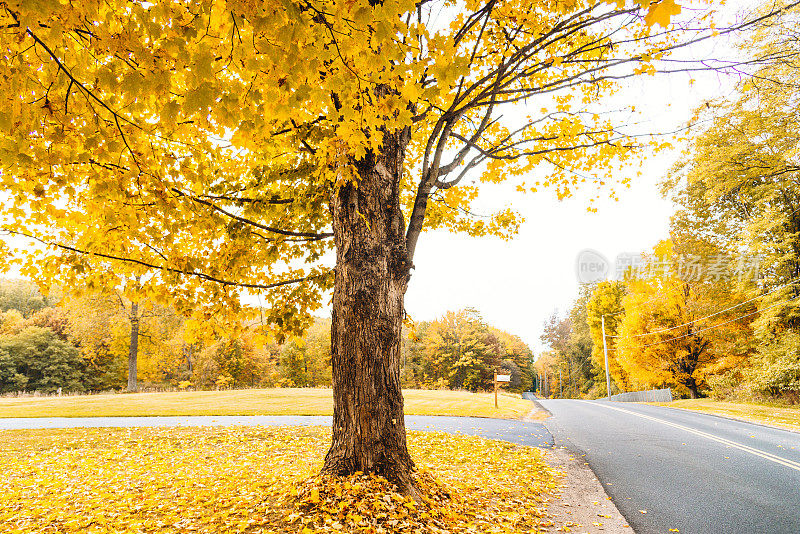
xmin=493 ymin=328 xmax=535 ymax=392
xmin=411 ymin=313 xmax=473 ymax=389
xmin=62 ymin=294 xmax=129 ymax=390
xmin=568 ymin=286 xmax=603 ymax=395
xmin=0 ymin=279 xmax=52 ymax=318
xmin=0 ymin=326 xmax=84 ymax=393
xmin=190 ymin=331 xmax=277 ymax=390
xmin=706 ymin=369 xmax=748 ymax=401
xmin=402 ymin=310 xmax=533 ymax=393
xmin=747 ymin=332 xmax=800 ymax=399
xmin=278 ymin=318 xmax=332 ymax=388
xmin=0 ymin=286 xmax=529 ymax=395
xmin=213 ymin=338 xmax=260 ymax=388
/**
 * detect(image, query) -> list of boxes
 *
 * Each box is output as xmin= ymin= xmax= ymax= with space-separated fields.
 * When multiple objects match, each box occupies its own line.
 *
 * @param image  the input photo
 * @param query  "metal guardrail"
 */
xmin=522 ymin=388 xmax=672 ymax=402
xmin=607 ymin=388 xmax=673 ymax=402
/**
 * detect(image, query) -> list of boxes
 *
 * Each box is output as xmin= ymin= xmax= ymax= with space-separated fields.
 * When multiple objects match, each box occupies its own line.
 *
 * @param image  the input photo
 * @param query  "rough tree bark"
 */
xmin=127 ymin=301 xmax=139 ymax=392
xmin=322 ymin=122 xmax=416 ymax=492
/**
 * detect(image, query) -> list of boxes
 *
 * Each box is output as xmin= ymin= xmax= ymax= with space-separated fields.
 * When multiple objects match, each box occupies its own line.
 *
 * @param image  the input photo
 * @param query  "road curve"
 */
xmin=0 ymin=414 xmax=553 ymax=448
xmin=538 ymin=399 xmax=800 ymax=534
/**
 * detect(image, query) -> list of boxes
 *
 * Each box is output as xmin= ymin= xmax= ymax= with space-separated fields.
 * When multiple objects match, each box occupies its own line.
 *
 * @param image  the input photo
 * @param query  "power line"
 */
xmin=638 ymin=299 xmax=789 ymax=349
xmin=595 ymin=205 xmax=800 ymax=343
xmin=607 ymin=275 xmax=800 ymax=339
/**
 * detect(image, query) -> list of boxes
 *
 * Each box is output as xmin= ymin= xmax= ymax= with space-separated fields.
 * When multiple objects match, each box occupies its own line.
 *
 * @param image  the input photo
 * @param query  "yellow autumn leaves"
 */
xmin=0 ymin=0 xmax=708 ymax=342
xmin=0 ymin=426 xmax=558 ymax=533
xmin=605 ymin=0 xmax=682 ymax=28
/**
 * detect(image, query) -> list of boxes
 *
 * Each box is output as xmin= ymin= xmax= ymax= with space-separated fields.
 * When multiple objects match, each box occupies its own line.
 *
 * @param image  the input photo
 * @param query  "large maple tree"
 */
xmin=0 ymin=0 xmax=777 ymax=489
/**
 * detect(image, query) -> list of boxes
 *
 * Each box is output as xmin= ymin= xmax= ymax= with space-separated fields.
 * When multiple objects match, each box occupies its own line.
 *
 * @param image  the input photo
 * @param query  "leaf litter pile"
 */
xmin=0 ymin=426 xmax=559 ymax=533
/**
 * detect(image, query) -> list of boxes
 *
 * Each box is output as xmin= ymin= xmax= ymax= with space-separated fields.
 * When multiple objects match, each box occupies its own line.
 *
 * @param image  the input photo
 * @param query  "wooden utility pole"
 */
xmin=544 ymin=368 xmax=548 ymax=398
xmin=602 ymin=315 xmax=612 ymax=399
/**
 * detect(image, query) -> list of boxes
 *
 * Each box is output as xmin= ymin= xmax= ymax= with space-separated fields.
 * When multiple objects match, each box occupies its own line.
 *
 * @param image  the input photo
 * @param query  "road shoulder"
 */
xmin=522 ymin=401 xmax=633 ymax=533
xmin=522 ymin=403 xmax=552 ymax=422
xmin=543 ymin=447 xmax=634 ymax=534
xmin=647 ymin=400 xmax=800 ymax=434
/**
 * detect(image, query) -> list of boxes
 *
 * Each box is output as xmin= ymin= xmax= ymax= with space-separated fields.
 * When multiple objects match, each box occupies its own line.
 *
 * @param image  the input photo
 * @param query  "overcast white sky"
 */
xmin=406 ymin=152 xmax=678 ymax=354
xmin=406 ymin=0 xmax=762 ymax=353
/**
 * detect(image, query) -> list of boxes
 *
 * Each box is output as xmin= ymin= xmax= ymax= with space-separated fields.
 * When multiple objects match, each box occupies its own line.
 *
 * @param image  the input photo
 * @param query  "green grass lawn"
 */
xmin=657 ymin=399 xmax=800 ymax=433
xmin=0 ymin=388 xmax=534 ymax=419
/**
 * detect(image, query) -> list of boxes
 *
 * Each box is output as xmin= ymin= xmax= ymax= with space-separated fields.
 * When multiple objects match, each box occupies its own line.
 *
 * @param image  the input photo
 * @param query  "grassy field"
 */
xmin=0 ymin=388 xmax=534 ymax=419
xmin=657 ymin=399 xmax=800 ymax=433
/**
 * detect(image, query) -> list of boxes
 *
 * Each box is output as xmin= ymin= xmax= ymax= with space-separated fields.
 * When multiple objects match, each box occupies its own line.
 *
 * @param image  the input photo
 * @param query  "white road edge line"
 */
xmin=597 ymin=403 xmax=800 ymax=473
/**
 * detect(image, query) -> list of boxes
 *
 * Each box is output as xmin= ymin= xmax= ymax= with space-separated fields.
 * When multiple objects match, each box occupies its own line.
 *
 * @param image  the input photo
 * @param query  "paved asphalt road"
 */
xmin=538 ymin=399 xmax=800 ymax=534
xmin=0 ymin=414 xmax=553 ymax=448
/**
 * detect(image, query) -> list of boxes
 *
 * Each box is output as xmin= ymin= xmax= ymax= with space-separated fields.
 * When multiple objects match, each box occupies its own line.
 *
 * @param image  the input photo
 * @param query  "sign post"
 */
xmin=495 ymin=372 xmax=511 ymax=407
xmin=494 ymin=369 xmax=497 ymax=408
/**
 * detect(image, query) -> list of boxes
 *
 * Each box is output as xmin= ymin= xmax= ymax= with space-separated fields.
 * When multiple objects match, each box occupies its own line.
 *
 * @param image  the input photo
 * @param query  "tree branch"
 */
xmin=4 ymin=229 xmax=327 ymax=291
xmin=170 ymin=188 xmax=333 ymax=239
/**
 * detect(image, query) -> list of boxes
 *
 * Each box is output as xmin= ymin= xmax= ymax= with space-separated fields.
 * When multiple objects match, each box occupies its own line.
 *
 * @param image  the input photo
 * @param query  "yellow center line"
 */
xmin=597 ymin=403 xmax=800 ymax=473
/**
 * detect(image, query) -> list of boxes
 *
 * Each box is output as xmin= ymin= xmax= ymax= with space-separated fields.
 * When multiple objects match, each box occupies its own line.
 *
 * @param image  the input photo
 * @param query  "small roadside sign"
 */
xmin=493 ymin=370 xmax=511 ymax=408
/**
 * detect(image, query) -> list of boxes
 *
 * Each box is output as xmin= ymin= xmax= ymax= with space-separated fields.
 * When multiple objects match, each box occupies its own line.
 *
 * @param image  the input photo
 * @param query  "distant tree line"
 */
xmin=539 ymin=20 xmax=800 ymax=405
xmin=401 ymin=309 xmax=535 ymax=393
xmin=0 ymin=279 xmax=281 ymax=393
xmin=540 ymin=231 xmax=797 ymax=403
xmin=0 ymin=280 xmax=532 ymax=395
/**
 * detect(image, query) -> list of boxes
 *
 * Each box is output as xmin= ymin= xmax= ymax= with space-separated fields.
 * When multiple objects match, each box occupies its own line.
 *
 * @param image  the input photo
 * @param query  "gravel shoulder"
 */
xmin=526 ymin=402 xmax=634 ymax=534
xmin=543 ymin=448 xmax=634 ymax=534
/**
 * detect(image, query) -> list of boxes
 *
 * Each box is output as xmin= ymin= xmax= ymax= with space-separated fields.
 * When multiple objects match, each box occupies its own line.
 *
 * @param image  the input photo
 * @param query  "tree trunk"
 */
xmin=127 ymin=301 xmax=139 ymax=392
xmin=182 ymin=342 xmax=193 ymax=375
xmin=322 ymin=125 xmax=416 ymax=492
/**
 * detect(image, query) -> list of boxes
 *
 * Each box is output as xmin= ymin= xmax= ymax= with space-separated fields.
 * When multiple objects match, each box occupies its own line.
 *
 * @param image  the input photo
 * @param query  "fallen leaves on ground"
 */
xmin=0 ymin=427 xmax=558 ymax=533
